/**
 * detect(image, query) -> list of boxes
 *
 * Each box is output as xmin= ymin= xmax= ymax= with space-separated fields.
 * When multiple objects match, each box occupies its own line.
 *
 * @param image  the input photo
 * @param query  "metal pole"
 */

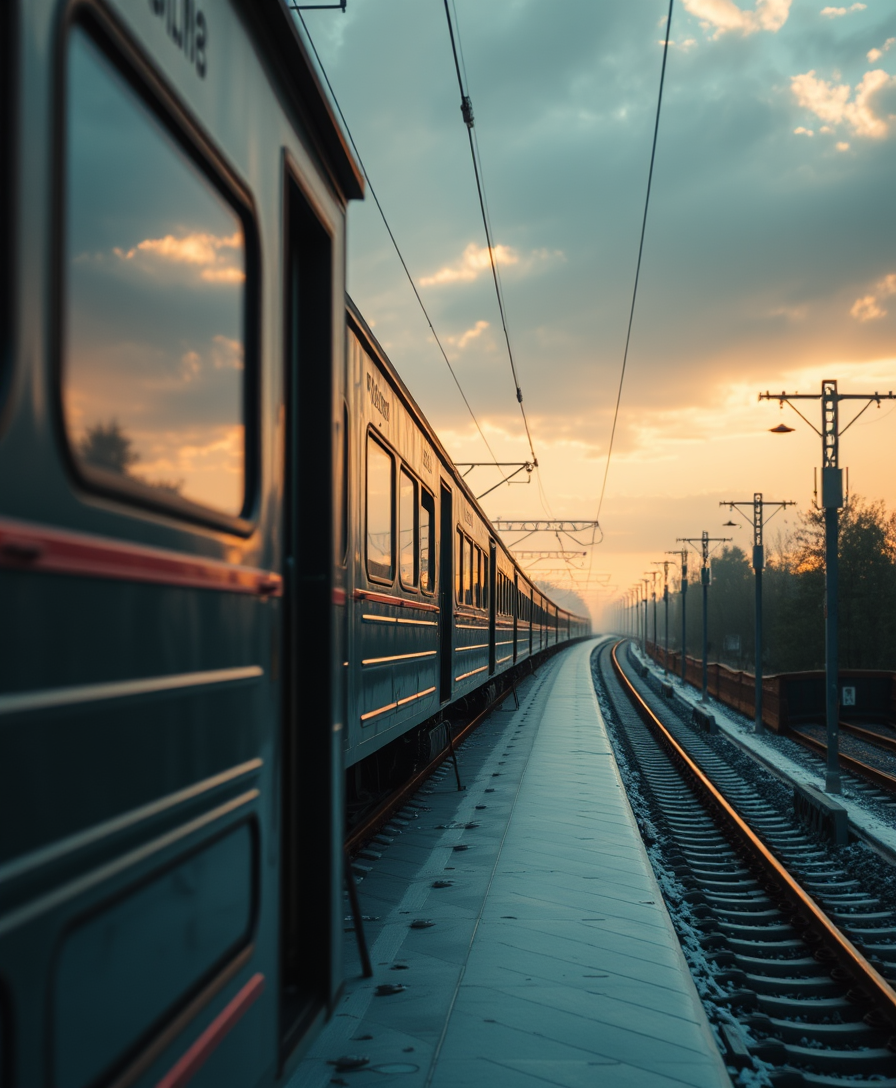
xmin=641 ymin=582 xmax=648 ymax=657
xmin=822 ymin=380 xmax=842 ymax=793
xmin=701 ymin=564 xmax=709 ymax=702
xmin=825 ymin=503 xmax=842 ymax=792
xmin=754 ymin=546 xmax=763 ymax=733
xmin=663 ymin=583 xmax=669 ymax=677
xmin=681 ymin=558 xmax=688 ymax=686
xmin=753 ymin=493 xmax=764 ymax=734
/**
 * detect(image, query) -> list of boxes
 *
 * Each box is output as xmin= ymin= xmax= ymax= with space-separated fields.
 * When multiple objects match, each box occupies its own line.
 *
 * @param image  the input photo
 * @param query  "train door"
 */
xmin=488 ymin=541 xmax=497 ymax=675
xmin=513 ymin=577 xmax=519 ymax=663
xmin=280 ymin=173 xmax=342 ymax=1057
xmin=438 ymin=481 xmax=453 ymax=701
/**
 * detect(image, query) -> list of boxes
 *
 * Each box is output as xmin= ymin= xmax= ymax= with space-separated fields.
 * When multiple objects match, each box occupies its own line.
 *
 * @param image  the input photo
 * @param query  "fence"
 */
xmin=643 ymin=641 xmax=896 ymax=733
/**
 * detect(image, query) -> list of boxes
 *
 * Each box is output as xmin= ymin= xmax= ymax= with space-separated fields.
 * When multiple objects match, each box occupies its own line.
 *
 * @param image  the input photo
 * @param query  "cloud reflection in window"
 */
xmin=63 ymin=28 xmax=246 ymax=517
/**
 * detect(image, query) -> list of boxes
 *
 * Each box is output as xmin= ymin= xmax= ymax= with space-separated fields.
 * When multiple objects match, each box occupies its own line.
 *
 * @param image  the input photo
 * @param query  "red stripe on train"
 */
xmin=155 ymin=974 xmax=265 ymax=1088
xmin=0 ymin=517 xmax=282 ymax=597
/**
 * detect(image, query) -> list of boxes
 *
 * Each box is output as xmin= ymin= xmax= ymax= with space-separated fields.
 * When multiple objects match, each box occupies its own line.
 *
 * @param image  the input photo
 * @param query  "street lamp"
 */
xmin=719 ymin=494 xmax=794 ymax=735
xmin=676 ymin=531 xmax=732 ymax=703
xmin=760 ymin=381 xmax=896 ymax=793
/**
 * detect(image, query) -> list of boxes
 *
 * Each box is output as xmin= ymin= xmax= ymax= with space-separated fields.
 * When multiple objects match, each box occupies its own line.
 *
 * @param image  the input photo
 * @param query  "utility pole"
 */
xmin=667 ymin=548 xmax=688 ymax=685
xmin=719 ymin=494 xmax=794 ymax=734
xmin=641 ymin=578 xmax=651 ymax=657
xmin=644 ymin=572 xmax=659 ymax=659
xmin=760 ymin=380 xmax=896 ymax=792
xmin=654 ymin=560 xmax=672 ymax=675
xmin=676 ymin=531 xmax=731 ymax=703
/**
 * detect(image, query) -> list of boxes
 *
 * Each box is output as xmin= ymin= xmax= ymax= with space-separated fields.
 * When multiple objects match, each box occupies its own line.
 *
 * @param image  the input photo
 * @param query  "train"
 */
xmin=0 ymin=2 xmax=589 ymax=1087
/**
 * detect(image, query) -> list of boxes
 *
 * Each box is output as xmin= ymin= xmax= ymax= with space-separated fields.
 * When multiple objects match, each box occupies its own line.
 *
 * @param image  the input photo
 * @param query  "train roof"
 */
xmin=347 ymin=299 xmax=588 ymax=621
xmin=241 ymin=0 xmax=364 ymax=203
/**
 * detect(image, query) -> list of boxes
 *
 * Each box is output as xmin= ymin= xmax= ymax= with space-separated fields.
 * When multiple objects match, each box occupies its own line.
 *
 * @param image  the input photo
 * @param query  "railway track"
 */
xmin=596 ymin=639 xmax=896 ymax=1087
xmin=788 ymin=722 xmax=896 ymax=795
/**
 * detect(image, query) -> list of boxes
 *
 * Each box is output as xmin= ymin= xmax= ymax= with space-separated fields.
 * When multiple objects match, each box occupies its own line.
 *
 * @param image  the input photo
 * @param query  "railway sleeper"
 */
xmin=746 ymin=974 xmax=842 ymax=996
xmin=783 ymin=1042 xmax=896 ymax=1075
xmin=751 ymin=1014 xmax=885 ymax=1046
xmin=758 ymin=994 xmax=868 ymax=1021
xmin=737 ymin=955 xmax=831 ymax=978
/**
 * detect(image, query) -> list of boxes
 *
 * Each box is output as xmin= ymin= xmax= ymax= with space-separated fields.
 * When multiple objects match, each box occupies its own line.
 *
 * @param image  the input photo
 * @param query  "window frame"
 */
xmin=398 ymin=466 xmax=418 ymax=591
xmin=54 ymin=9 xmax=261 ymax=535
xmin=419 ymin=486 xmax=436 ymax=596
xmin=365 ymin=431 xmax=395 ymax=585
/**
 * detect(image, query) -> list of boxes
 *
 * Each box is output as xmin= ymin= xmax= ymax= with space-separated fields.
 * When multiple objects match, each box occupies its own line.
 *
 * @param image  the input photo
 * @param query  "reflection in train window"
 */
xmin=399 ymin=468 xmax=417 ymax=589
xmin=456 ymin=529 xmax=463 ymax=603
xmin=367 ymin=437 xmax=393 ymax=582
xmin=464 ymin=537 xmax=473 ymax=606
xmin=63 ymin=28 xmax=246 ymax=515
xmin=420 ymin=488 xmax=435 ymax=594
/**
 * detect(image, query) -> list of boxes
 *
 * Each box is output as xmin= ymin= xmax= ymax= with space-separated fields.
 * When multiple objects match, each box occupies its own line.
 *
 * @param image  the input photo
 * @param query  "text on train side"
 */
xmin=366 ymin=373 xmax=391 ymax=421
xmin=149 ymin=0 xmax=207 ymax=78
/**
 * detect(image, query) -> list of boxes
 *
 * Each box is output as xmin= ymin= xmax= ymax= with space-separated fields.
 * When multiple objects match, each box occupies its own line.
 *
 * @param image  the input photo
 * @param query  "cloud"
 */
xmin=868 ymin=38 xmax=895 ymax=63
xmin=793 ymin=126 xmax=814 ymax=135
xmin=419 ymin=243 xmax=562 ymax=287
xmin=791 ymin=69 xmax=896 ymax=138
xmin=658 ymin=38 xmax=698 ymax=51
xmin=455 ymin=320 xmax=490 ymax=350
xmin=820 ymin=3 xmax=866 ymax=17
xmin=114 ymin=230 xmax=244 ymax=283
xmin=681 ymin=0 xmax=791 ymax=38
xmin=850 ymin=273 xmax=896 ymax=321
xmin=420 ymin=242 xmax=518 ymax=286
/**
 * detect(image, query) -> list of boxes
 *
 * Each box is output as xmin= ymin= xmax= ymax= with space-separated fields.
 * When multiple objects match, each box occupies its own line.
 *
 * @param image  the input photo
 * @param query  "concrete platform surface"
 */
xmin=288 ymin=638 xmax=732 ymax=1088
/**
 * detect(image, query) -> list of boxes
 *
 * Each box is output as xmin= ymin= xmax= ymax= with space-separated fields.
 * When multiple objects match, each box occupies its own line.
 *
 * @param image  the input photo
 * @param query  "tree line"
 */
xmin=647 ymin=495 xmax=896 ymax=675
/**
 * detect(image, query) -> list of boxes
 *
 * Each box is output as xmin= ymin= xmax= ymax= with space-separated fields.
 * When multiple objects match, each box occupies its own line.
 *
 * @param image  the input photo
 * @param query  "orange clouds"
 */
xmin=681 ymin=0 xmax=791 ymax=38
xmin=791 ymin=69 xmax=896 ymax=140
xmin=114 ymin=230 xmax=244 ymax=283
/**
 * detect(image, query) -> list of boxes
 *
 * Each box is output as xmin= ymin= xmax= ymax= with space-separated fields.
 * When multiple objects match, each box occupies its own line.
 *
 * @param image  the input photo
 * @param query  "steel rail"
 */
xmin=787 ymin=726 xmax=896 ymax=793
xmin=840 ymin=719 xmax=896 ymax=756
xmin=610 ymin=639 xmax=896 ymax=1019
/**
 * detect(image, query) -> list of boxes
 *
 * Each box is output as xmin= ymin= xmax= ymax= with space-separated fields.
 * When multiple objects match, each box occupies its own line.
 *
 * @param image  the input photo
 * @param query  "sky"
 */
xmin=292 ymin=0 xmax=896 ymax=624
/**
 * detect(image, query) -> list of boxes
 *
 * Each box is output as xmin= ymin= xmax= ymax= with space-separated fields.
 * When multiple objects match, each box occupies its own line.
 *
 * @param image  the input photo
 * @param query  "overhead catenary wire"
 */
xmin=588 ymin=0 xmax=674 ymax=604
xmin=595 ymin=0 xmax=674 ymax=523
xmin=442 ymin=0 xmax=538 ymax=470
xmin=294 ymin=10 xmax=511 ymax=477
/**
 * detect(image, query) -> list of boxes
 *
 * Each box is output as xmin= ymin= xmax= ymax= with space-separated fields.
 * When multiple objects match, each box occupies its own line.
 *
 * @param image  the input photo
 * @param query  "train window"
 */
xmin=480 ymin=551 xmax=489 ymax=609
xmin=366 ymin=436 xmax=393 ymax=582
xmin=62 ymin=28 xmax=247 ymax=517
xmin=340 ymin=403 xmax=349 ymax=565
xmin=464 ymin=538 xmax=473 ymax=606
xmin=420 ymin=488 xmax=435 ymax=594
xmin=456 ymin=529 xmax=463 ymax=602
xmin=399 ymin=468 xmax=417 ymax=589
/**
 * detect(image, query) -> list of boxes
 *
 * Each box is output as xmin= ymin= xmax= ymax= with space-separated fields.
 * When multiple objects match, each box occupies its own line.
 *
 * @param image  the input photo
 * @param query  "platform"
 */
xmin=289 ymin=638 xmax=731 ymax=1088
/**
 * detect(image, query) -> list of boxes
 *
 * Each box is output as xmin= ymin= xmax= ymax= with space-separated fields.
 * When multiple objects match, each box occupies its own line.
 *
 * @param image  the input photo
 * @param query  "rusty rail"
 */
xmin=610 ymin=640 xmax=896 ymax=1020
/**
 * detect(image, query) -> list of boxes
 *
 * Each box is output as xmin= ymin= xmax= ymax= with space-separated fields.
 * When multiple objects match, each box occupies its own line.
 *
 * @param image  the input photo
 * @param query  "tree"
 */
xmin=78 ymin=420 xmax=139 ymax=475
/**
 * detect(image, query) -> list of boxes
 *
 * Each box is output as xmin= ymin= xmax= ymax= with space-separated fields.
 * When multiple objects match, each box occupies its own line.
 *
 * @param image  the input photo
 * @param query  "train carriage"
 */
xmin=1 ymin=1 xmax=362 ymax=1084
xmin=2 ymin=3 xmax=588 ymax=1084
